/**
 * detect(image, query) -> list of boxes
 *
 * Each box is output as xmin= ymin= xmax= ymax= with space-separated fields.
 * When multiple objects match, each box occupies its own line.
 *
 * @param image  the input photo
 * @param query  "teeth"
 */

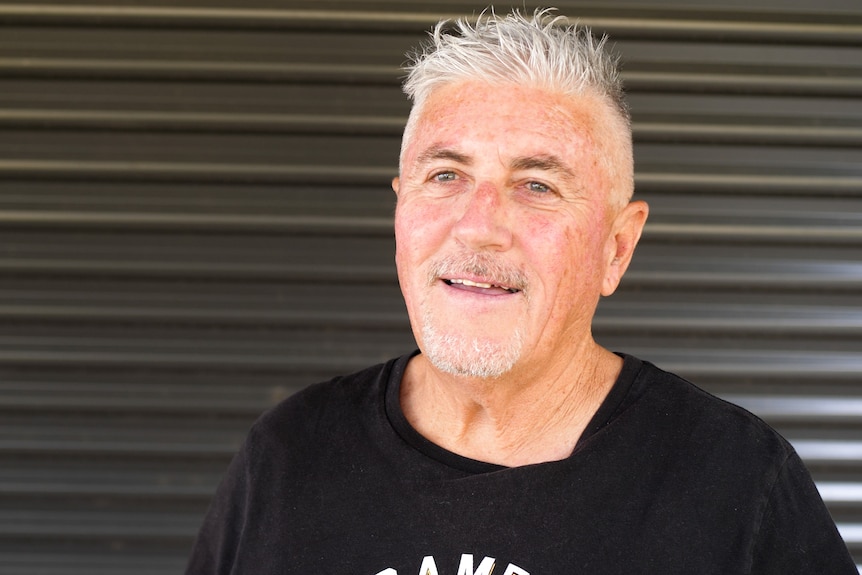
xmin=451 ymin=278 xmax=493 ymax=289
xmin=448 ymin=278 xmax=516 ymax=292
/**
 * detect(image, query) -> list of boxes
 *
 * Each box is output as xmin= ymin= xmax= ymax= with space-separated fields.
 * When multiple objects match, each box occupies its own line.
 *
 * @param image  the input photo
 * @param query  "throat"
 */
xmin=400 ymin=349 xmax=624 ymax=467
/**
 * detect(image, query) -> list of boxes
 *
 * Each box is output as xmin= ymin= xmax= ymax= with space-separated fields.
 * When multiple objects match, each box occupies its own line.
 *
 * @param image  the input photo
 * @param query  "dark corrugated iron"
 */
xmin=1 ymin=1 xmax=861 ymax=571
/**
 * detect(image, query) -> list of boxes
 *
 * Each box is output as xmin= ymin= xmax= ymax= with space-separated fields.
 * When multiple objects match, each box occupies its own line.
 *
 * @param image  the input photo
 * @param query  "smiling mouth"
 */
xmin=443 ymin=278 xmax=521 ymax=294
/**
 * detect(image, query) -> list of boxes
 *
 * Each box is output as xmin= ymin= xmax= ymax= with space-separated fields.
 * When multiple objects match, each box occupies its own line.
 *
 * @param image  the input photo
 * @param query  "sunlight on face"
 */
xmin=394 ymin=80 xmax=637 ymax=380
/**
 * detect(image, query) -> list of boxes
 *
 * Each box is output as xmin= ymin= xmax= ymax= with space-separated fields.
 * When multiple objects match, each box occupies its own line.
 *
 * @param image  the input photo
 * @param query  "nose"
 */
xmin=451 ymin=182 xmax=513 ymax=252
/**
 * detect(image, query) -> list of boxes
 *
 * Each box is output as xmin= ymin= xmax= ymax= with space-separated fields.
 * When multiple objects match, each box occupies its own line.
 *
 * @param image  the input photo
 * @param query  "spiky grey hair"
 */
xmin=397 ymin=8 xmax=634 ymax=202
xmin=403 ymin=8 xmax=628 ymax=122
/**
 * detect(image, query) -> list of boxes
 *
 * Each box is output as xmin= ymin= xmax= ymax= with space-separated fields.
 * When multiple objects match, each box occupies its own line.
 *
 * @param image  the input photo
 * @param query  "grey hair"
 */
xmin=398 ymin=8 xmax=634 ymax=202
xmin=403 ymin=8 xmax=628 ymax=122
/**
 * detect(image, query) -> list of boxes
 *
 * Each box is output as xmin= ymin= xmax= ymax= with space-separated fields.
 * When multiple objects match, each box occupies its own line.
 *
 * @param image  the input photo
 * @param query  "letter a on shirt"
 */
xmin=457 ymin=555 xmax=496 ymax=575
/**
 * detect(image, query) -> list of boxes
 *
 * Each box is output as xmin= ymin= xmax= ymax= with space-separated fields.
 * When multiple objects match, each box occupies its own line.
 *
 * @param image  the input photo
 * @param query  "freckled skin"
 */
xmin=396 ymin=81 xmax=632 ymax=370
xmin=392 ymin=80 xmax=648 ymax=465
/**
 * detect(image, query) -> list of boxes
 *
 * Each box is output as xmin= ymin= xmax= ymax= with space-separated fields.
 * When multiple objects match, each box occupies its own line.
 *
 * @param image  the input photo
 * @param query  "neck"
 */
xmin=399 ymin=342 xmax=622 ymax=467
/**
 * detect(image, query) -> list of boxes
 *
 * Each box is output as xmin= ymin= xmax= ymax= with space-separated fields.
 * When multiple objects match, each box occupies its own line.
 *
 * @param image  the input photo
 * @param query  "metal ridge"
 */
xmin=0 ymin=5 xmax=860 ymax=44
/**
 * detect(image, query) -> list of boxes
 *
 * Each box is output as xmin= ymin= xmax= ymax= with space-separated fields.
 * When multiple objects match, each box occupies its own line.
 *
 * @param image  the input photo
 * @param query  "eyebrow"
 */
xmin=415 ymin=146 xmax=472 ymax=167
xmin=414 ymin=147 xmax=577 ymax=183
xmin=510 ymin=154 xmax=576 ymax=181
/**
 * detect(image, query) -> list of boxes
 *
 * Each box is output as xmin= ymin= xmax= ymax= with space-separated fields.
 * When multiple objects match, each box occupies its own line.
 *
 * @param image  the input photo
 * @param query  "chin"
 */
xmin=420 ymin=315 xmax=524 ymax=379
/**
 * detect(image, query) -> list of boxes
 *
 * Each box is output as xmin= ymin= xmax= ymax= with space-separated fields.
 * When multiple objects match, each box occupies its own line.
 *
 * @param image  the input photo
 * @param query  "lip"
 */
xmin=440 ymin=276 xmax=521 ymax=296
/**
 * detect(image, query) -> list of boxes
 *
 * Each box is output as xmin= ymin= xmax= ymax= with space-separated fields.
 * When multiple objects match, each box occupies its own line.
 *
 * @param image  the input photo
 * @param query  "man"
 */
xmin=187 ymin=9 xmax=856 ymax=574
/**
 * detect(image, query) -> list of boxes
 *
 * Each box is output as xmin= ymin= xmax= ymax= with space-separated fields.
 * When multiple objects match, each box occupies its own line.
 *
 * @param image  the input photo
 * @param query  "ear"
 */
xmin=391 ymin=176 xmax=400 ymax=197
xmin=601 ymin=200 xmax=649 ymax=297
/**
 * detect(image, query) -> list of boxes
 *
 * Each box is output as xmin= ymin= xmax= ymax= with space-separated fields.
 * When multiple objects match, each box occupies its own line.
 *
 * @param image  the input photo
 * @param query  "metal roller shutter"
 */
xmin=0 ymin=1 xmax=860 ymax=572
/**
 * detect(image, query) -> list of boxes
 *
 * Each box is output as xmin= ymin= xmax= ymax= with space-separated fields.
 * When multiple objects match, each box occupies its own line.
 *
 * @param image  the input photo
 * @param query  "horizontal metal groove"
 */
xmin=0 ymin=510 xmax=198 ymax=538
xmin=0 ymin=58 xmax=399 ymax=84
xmin=1 ymin=258 xmax=859 ymax=290
xmin=0 ymin=350 xmax=379 ymax=373
xmin=634 ymin=122 xmax=862 ymax=147
xmin=643 ymin=222 xmax=862 ymax=244
xmin=596 ymin=303 xmax=862 ymax=335
xmin=0 ymin=210 xmax=394 ymax=235
xmin=2 ymin=210 xmax=857 ymax=244
xmin=0 ymin=301 xmax=857 ymax=336
xmin=0 ymin=5 xmax=445 ymax=31
xmin=595 ymin=18 xmax=862 ymax=45
xmin=2 ymin=348 xmax=860 ymax=380
xmin=0 ymin=393 xmax=268 ymax=416
xmin=0 ymin=5 xmax=860 ymax=45
xmin=654 ymin=362 xmax=862 ymax=382
xmin=0 ymin=260 xmax=395 ymax=282
xmin=0 ymin=305 xmax=406 ymax=329
xmin=0 ymin=160 xmax=395 ymax=185
xmin=638 ymin=349 xmax=862 ymax=380
xmin=2 ymin=553 xmax=184 ymax=573
xmin=5 ymin=388 xmax=860 ymax=420
xmin=0 ymin=481 xmax=214 ymax=499
xmin=4 ymin=111 xmax=862 ymax=148
xmin=0 ymin=437 xmax=236 ymax=457
xmin=817 ymin=481 xmax=862 ymax=505
xmin=2 ymin=161 xmax=859 ymax=196
xmin=0 ymin=468 xmax=223 ymax=498
xmin=0 ymin=332 xmax=397 ymax=353
xmin=723 ymin=396 xmax=862 ymax=422
xmin=820 ymin=483 xmax=862 ymax=504
xmin=625 ymin=270 xmax=862 ymax=290
xmin=2 ymin=59 xmax=860 ymax=97
xmin=624 ymin=71 xmax=862 ymax=97
xmin=0 ymin=377 xmax=292 ymax=415
xmin=837 ymin=524 xmax=862 ymax=546
xmin=0 ymin=110 xmax=405 ymax=136
xmin=635 ymin=172 xmax=862 ymax=196
xmin=784 ymin=440 xmax=862 ymax=465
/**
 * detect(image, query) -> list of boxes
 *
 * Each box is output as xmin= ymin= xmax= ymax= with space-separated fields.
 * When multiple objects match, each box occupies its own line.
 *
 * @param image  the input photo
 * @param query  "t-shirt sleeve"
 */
xmin=749 ymin=452 xmax=857 ymax=574
xmin=184 ymin=426 xmax=256 ymax=575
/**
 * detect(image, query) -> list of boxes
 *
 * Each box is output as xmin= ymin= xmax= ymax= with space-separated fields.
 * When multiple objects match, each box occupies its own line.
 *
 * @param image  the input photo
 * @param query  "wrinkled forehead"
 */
xmin=400 ymin=81 xmax=633 ymax=202
xmin=406 ymin=81 xmax=597 ymax=147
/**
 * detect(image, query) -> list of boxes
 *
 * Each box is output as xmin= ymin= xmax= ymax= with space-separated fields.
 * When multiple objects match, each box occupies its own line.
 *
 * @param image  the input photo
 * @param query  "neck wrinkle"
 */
xmin=399 ymin=343 xmax=622 ymax=467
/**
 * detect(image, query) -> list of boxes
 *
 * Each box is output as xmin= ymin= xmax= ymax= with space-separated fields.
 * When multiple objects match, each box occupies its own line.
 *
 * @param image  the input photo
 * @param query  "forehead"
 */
xmin=404 ymin=80 xmax=607 ymax=170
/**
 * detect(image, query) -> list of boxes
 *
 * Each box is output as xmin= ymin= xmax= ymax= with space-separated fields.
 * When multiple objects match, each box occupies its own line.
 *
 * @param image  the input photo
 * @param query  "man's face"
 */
xmin=393 ymin=80 xmax=641 ymax=379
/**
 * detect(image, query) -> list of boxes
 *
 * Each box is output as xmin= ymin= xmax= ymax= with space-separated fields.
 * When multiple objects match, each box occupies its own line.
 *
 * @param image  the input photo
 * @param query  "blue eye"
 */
xmin=433 ymin=171 xmax=457 ymax=182
xmin=527 ymin=181 xmax=551 ymax=193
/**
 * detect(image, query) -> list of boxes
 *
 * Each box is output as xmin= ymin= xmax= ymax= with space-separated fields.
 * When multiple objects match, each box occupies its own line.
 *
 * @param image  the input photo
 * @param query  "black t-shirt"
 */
xmin=186 ymin=353 xmax=856 ymax=574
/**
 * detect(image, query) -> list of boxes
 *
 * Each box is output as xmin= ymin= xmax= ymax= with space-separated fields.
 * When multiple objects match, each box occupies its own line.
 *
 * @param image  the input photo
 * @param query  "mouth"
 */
xmin=429 ymin=252 xmax=528 ymax=298
xmin=443 ymin=277 xmax=521 ymax=295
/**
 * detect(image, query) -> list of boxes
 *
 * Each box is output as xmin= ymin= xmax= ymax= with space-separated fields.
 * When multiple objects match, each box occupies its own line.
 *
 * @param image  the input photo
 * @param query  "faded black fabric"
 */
xmin=186 ymin=353 xmax=856 ymax=574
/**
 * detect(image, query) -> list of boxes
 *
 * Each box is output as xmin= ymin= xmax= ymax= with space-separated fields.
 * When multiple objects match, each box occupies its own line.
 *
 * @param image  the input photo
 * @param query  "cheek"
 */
xmin=396 ymin=202 xmax=434 ymax=246
xmin=521 ymin=214 xmax=566 ymax=264
xmin=394 ymin=201 xmax=450 ymax=282
xmin=520 ymin=211 xmax=609 ymax=292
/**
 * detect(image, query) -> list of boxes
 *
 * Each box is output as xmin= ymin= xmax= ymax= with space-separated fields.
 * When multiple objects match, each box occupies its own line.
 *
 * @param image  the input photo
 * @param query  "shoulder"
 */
xmin=244 ymin=357 xmax=398 ymax=454
xmin=620 ymin=357 xmax=856 ymax=572
xmin=620 ymin=356 xmax=795 ymax=470
xmin=642 ymin=358 xmax=784 ymax=431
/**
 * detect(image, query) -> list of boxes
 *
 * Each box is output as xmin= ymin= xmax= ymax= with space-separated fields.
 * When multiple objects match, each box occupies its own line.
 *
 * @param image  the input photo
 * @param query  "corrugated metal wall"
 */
xmin=1 ymin=1 xmax=860 ymax=572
